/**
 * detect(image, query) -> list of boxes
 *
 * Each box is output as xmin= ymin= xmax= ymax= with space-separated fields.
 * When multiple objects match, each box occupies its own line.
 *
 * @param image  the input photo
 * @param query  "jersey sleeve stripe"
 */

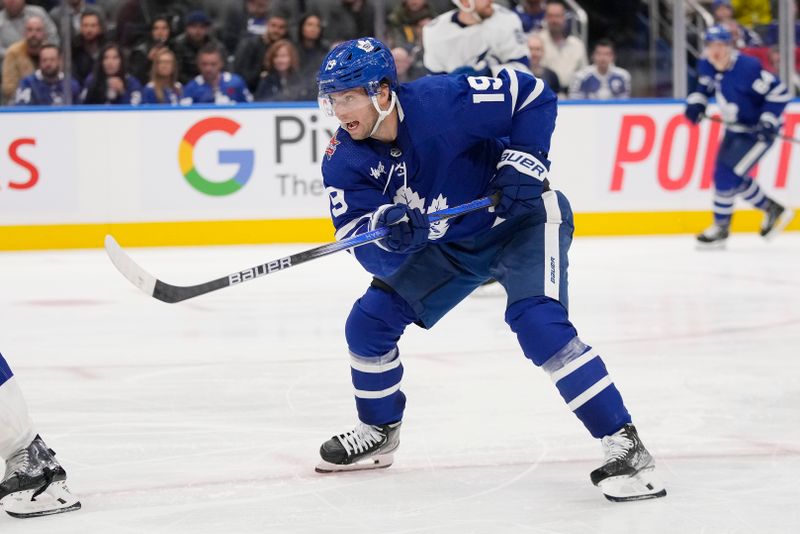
xmin=516 ymin=77 xmax=544 ymax=112
xmin=766 ymin=82 xmax=791 ymax=102
xmin=334 ymin=214 xmax=370 ymax=241
xmin=505 ymin=67 xmax=519 ymax=112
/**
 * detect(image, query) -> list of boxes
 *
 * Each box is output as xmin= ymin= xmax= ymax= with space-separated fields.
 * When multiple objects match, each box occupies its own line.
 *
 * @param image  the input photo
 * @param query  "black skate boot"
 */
xmin=760 ymin=200 xmax=794 ymax=240
xmin=696 ymin=224 xmax=729 ymax=249
xmin=0 ymin=435 xmax=81 ymax=518
xmin=316 ymin=421 xmax=401 ymax=473
xmin=590 ymin=424 xmax=666 ymax=502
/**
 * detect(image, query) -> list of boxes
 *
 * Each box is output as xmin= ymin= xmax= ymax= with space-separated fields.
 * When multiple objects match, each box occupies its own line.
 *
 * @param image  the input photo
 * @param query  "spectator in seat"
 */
xmin=568 ymin=39 xmax=630 ymax=99
xmin=307 ymin=0 xmax=375 ymax=43
xmin=712 ymin=0 xmax=762 ymax=48
xmin=128 ymin=15 xmax=172 ymax=85
xmin=81 ymin=42 xmax=142 ymax=104
xmin=0 ymin=0 xmax=57 ymax=66
xmin=391 ymin=45 xmax=425 ymax=82
xmin=254 ymin=38 xmax=310 ymax=101
xmin=232 ymin=11 xmax=288 ymax=91
xmin=181 ymin=43 xmax=252 ymax=104
xmin=535 ymin=0 xmax=587 ymax=91
xmin=2 ymin=14 xmax=47 ymax=104
xmin=173 ymin=9 xmax=226 ymax=85
xmin=142 ymin=47 xmax=181 ymax=104
xmin=14 ymin=43 xmax=80 ymax=105
xmin=527 ymin=33 xmax=561 ymax=95
xmin=114 ymin=0 xmax=189 ymax=49
xmin=387 ymin=0 xmax=436 ymax=50
xmin=49 ymin=0 xmax=103 ymax=42
xmin=296 ymin=13 xmax=328 ymax=87
xmin=515 ymin=0 xmax=546 ymax=34
xmin=71 ymin=8 xmax=106 ymax=85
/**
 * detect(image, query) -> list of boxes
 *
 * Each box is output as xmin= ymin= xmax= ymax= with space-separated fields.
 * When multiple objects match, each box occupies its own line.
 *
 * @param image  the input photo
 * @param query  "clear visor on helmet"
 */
xmin=318 ymin=88 xmax=374 ymax=118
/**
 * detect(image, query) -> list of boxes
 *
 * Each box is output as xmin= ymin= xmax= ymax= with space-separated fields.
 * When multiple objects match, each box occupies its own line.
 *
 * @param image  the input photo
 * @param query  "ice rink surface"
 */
xmin=1 ymin=233 xmax=799 ymax=533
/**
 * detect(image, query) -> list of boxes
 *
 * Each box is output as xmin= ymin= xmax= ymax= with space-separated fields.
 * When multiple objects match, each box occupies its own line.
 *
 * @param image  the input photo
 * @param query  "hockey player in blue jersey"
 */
xmin=685 ymin=25 xmax=793 ymax=247
xmin=0 ymin=352 xmax=80 ymax=518
xmin=314 ymin=37 xmax=666 ymax=502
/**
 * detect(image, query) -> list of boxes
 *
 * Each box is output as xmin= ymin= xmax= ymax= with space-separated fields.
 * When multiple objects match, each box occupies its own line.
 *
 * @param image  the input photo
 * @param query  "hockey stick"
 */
xmin=105 ymin=192 xmax=500 ymax=303
xmin=703 ymin=115 xmax=800 ymax=144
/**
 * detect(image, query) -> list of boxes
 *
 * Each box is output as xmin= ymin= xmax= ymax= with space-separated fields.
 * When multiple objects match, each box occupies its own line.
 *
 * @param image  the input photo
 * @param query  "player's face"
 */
xmin=706 ymin=40 xmax=732 ymax=70
xmin=322 ymin=88 xmax=378 ymax=140
xmin=474 ymin=0 xmax=494 ymax=18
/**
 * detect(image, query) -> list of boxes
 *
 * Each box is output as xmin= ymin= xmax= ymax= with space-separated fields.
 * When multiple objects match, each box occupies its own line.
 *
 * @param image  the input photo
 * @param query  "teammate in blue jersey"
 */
xmin=181 ymin=44 xmax=253 ymax=105
xmin=685 ymin=25 xmax=793 ymax=247
xmin=14 ymin=45 xmax=81 ymax=106
xmin=314 ymin=37 xmax=666 ymax=502
xmin=0 ymin=352 xmax=80 ymax=518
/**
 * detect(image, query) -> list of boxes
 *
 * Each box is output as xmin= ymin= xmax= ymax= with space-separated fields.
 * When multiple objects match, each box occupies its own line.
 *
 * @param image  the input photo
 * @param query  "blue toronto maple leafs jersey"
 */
xmin=14 ymin=71 xmax=81 ymax=106
xmin=687 ymin=53 xmax=790 ymax=129
xmin=180 ymin=72 xmax=253 ymax=105
xmin=322 ymin=68 xmax=557 ymax=278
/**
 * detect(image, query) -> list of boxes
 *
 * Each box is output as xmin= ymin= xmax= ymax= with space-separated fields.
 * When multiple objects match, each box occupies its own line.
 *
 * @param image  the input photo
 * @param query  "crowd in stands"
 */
xmin=0 ymin=0 xmax=795 ymax=106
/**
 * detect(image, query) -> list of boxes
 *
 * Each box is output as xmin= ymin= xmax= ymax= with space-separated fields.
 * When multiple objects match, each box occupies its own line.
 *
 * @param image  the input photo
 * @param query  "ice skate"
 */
xmin=695 ymin=224 xmax=729 ymax=249
xmin=760 ymin=201 xmax=794 ymax=240
xmin=316 ymin=421 xmax=401 ymax=473
xmin=0 ymin=435 xmax=81 ymax=519
xmin=590 ymin=424 xmax=666 ymax=502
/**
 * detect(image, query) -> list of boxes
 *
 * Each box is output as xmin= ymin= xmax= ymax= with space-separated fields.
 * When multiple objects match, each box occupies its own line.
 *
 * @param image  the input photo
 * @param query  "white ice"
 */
xmin=2 ymin=233 xmax=799 ymax=533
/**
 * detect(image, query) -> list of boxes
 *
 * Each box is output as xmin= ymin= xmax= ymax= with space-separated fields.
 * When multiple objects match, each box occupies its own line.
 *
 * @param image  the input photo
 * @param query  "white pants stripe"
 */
xmin=542 ymin=191 xmax=562 ymax=301
xmin=354 ymin=383 xmax=402 ymax=400
xmin=549 ymin=349 xmax=598 ymax=383
xmin=733 ymin=141 xmax=769 ymax=176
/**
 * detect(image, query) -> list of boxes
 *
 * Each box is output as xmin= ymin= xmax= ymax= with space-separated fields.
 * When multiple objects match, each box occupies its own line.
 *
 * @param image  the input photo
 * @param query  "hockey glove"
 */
xmin=755 ymin=113 xmax=779 ymax=143
xmin=491 ymin=149 xmax=549 ymax=219
xmin=684 ymin=103 xmax=706 ymax=125
xmin=369 ymin=203 xmax=430 ymax=253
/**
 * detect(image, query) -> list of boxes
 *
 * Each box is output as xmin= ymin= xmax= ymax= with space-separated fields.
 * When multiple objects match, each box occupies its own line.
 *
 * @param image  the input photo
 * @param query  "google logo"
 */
xmin=178 ymin=117 xmax=255 ymax=196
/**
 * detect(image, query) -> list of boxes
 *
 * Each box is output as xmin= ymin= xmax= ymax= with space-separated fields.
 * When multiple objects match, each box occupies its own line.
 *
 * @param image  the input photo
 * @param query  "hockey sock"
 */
xmin=541 ymin=337 xmax=631 ymax=438
xmin=712 ymin=189 xmax=735 ymax=227
xmin=506 ymin=298 xmax=631 ymax=438
xmin=737 ymin=177 xmax=769 ymax=210
xmin=345 ymin=286 xmax=417 ymax=425
xmin=0 ymin=353 xmax=36 ymax=459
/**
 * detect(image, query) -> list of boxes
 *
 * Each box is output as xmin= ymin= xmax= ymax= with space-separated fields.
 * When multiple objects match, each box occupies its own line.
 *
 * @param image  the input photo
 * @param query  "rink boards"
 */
xmin=0 ymin=100 xmax=798 ymax=250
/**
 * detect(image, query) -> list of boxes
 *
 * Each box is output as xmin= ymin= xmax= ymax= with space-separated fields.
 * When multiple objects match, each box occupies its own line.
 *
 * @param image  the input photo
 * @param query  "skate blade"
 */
xmin=597 ymin=467 xmax=667 ymax=503
xmin=762 ymin=208 xmax=795 ymax=241
xmin=1 ymin=480 xmax=82 ymax=519
xmin=695 ymin=240 xmax=727 ymax=251
xmin=315 ymin=453 xmax=394 ymax=473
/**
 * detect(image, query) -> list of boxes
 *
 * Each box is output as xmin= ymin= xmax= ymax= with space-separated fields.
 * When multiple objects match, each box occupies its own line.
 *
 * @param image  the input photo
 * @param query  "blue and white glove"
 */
xmin=369 ymin=203 xmax=430 ymax=253
xmin=684 ymin=102 xmax=706 ymax=125
xmin=491 ymin=148 xmax=549 ymax=219
xmin=756 ymin=113 xmax=779 ymax=143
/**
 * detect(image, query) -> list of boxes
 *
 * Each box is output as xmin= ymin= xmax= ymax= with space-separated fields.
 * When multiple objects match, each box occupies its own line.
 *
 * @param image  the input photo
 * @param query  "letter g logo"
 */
xmin=179 ymin=117 xmax=255 ymax=196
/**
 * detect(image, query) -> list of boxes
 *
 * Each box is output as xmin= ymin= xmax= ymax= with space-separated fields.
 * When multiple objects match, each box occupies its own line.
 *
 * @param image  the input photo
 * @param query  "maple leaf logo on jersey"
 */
xmin=394 ymin=186 xmax=425 ymax=211
xmin=325 ymin=133 xmax=340 ymax=160
xmin=427 ymin=194 xmax=450 ymax=240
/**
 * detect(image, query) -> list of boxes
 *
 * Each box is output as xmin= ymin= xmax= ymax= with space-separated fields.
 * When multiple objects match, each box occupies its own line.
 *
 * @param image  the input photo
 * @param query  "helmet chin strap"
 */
xmin=368 ymin=90 xmax=397 ymax=138
xmin=452 ymin=0 xmax=482 ymax=22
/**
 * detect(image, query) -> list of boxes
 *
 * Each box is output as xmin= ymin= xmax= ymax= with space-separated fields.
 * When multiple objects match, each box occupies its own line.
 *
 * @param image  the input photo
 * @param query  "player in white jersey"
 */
xmin=0 ymin=352 xmax=80 ymax=519
xmin=422 ymin=0 xmax=531 ymax=76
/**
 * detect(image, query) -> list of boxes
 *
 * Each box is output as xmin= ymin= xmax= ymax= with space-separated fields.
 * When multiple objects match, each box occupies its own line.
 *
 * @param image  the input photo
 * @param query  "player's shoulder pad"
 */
xmin=320 ymin=129 xmax=370 ymax=187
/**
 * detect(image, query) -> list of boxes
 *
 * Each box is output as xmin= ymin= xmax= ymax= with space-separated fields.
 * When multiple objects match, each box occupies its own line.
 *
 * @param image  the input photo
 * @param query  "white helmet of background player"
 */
xmin=317 ymin=37 xmax=399 ymax=138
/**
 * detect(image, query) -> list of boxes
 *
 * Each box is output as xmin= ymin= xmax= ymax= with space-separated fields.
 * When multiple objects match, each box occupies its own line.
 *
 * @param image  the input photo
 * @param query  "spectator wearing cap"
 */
xmin=14 ymin=44 xmax=81 ymax=105
xmin=712 ymin=0 xmax=762 ymax=48
xmin=0 ymin=0 xmax=58 ymax=66
xmin=535 ymin=0 xmax=587 ymax=91
xmin=181 ymin=43 xmax=252 ymax=105
xmin=527 ymin=33 xmax=561 ymax=95
xmin=1 ymin=14 xmax=46 ymax=104
xmin=568 ymin=39 xmax=630 ymax=100
xmin=232 ymin=11 xmax=289 ymax=91
xmin=173 ymin=10 xmax=226 ymax=85
xmin=71 ymin=8 xmax=106 ymax=85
